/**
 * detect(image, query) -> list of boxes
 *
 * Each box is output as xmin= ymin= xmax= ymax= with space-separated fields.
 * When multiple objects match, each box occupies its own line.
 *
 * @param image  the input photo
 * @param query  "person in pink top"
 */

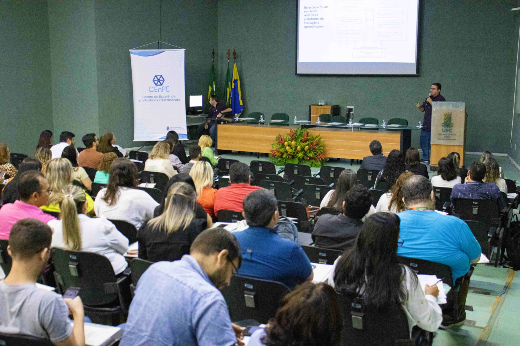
xmin=0 ymin=171 xmax=55 ymax=239
xmin=214 ymin=162 xmax=262 ymax=216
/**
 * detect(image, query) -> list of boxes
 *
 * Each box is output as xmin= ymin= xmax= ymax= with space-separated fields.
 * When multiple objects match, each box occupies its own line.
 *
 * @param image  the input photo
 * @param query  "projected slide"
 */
xmin=297 ymin=0 xmax=419 ymax=75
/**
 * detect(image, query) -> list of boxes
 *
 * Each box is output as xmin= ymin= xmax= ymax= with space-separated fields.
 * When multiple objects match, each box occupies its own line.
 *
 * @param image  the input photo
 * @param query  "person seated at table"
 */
xmin=95 ymin=158 xmax=158 ymax=230
xmin=198 ymin=135 xmax=218 ymax=166
xmin=214 ymin=162 xmax=262 ymax=217
xmin=405 ymin=147 xmax=429 ymax=179
xmin=313 ymin=184 xmax=372 ymax=251
xmin=197 ymin=95 xmax=232 ymax=145
xmin=375 ymin=149 xmax=405 ymax=192
xmin=359 ymin=140 xmax=387 ymax=171
xmin=49 ymin=185 xmax=129 ymax=275
xmin=431 ymin=157 xmax=461 ymax=188
xmin=94 ymin=152 xmax=117 ymax=184
xmin=376 ymin=171 xmax=413 ymax=213
xmin=180 ymin=145 xmax=202 ymax=175
xmin=1 ymin=158 xmax=42 ymax=205
xmin=247 ymin=282 xmax=342 ymax=346
xmin=164 ymin=139 xmax=184 ymax=171
xmin=166 ymin=130 xmax=188 ymax=164
xmin=62 ymin=145 xmax=92 ymax=191
xmin=190 ymin=161 xmax=217 ymax=220
xmin=234 ymin=189 xmax=313 ymax=289
xmin=483 ymin=157 xmax=507 ymax=193
xmin=138 ymin=182 xmax=207 ymax=262
xmin=330 ymin=212 xmax=443 ymax=335
xmin=144 ymin=141 xmax=176 ymax=178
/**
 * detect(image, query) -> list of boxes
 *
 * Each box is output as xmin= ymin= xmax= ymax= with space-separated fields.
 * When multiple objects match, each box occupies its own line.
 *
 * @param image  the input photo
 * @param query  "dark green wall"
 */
xmin=217 ymin=0 xmax=519 ymax=153
xmin=0 ymin=2 xmax=53 ymax=155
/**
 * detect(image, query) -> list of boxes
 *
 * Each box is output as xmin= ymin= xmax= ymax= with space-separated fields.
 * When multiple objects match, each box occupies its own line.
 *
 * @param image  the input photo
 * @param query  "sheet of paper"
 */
xmin=478 ymin=253 xmax=490 ymax=264
xmin=507 ymin=193 xmax=517 ymax=199
xmin=84 ymin=323 xmax=123 ymax=346
xmin=417 ymin=274 xmax=447 ymax=305
xmin=213 ymin=222 xmax=238 ymax=232
xmin=138 ymin=183 xmax=156 ymax=188
xmin=311 ymin=263 xmax=333 ymax=284
xmin=124 ymin=242 xmax=139 ymax=258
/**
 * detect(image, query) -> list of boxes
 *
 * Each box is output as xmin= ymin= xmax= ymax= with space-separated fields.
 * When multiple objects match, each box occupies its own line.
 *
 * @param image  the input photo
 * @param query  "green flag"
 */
xmin=224 ymin=60 xmax=231 ymax=105
xmin=208 ymin=59 xmax=216 ymax=102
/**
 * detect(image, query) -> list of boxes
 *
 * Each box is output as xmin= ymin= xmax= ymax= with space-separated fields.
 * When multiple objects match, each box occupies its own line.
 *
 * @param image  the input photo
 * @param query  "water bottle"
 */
xmin=381 ymin=119 xmax=386 ymax=128
xmin=417 ymin=121 xmax=422 ymax=129
xmin=294 ymin=116 xmax=298 ymax=124
xmin=348 ymin=117 xmax=353 ymax=126
xmin=317 ymin=117 xmax=321 ymax=125
xmin=259 ymin=114 xmax=264 ymax=124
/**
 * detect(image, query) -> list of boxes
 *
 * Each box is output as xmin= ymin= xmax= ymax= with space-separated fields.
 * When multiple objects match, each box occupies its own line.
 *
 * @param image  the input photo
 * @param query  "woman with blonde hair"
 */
xmin=94 ymin=152 xmax=117 ymax=184
xmin=40 ymin=158 xmax=94 ymax=214
xmin=198 ymin=135 xmax=218 ymax=166
xmin=483 ymin=157 xmax=507 ymax=193
xmin=376 ymin=171 xmax=414 ymax=213
xmin=144 ymin=141 xmax=176 ymax=178
xmin=97 ymin=132 xmax=123 ymax=157
xmin=138 ymin=182 xmax=207 ymax=262
xmin=0 ymin=143 xmax=17 ymax=180
xmin=35 ymin=147 xmax=52 ymax=173
xmin=49 ymin=185 xmax=129 ymax=275
xmin=190 ymin=161 xmax=217 ymax=219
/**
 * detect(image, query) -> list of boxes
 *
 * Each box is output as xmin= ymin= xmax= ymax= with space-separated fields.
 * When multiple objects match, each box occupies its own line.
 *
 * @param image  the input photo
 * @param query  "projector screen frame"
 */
xmin=295 ymin=0 xmax=421 ymax=77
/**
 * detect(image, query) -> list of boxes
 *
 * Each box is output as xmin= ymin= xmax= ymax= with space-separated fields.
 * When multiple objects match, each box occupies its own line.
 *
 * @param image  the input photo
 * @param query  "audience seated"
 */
xmin=376 ymin=171 xmax=413 ymax=213
xmin=0 ymin=143 xmax=17 ymax=179
xmin=1 ymin=158 xmax=42 ymax=205
xmin=313 ymin=184 xmax=372 ymax=251
xmin=166 ymin=130 xmax=188 ymax=164
xmin=376 ymin=149 xmax=405 ymax=192
xmin=190 ymin=161 xmax=217 ymax=220
xmin=34 ymin=147 xmax=52 ymax=173
xmin=180 ymin=145 xmax=201 ymax=174
xmin=62 ymin=145 xmax=92 ymax=191
xmin=405 ymin=147 xmax=429 ymax=179
xmin=0 ymin=219 xmax=85 ymax=345
xmin=398 ymin=175 xmax=481 ymax=327
xmin=234 ymin=189 xmax=313 ymax=289
xmin=164 ymin=139 xmax=184 ymax=171
xmin=359 ymin=140 xmax=387 ymax=171
xmin=448 ymin=152 xmax=467 ymax=184
xmin=199 ymin=135 xmax=218 ymax=166
xmin=248 ymin=282 xmax=342 ymax=346
xmin=431 ymin=157 xmax=461 ymax=188
xmin=95 ymin=158 xmax=158 ymax=230
xmin=483 ymin=157 xmax=507 ymax=193
xmin=41 ymin=158 xmax=94 ymax=214
xmin=35 ymin=129 xmax=53 ymax=149
xmin=94 ymin=152 xmax=117 ymax=184
xmin=330 ymin=213 xmax=442 ymax=335
xmin=78 ymin=133 xmax=103 ymax=169
xmin=451 ymin=161 xmax=506 ymax=211
xmin=49 ymin=185 xmax=129 ymax=275
xmin=121 ymin=228 xmax=244 ymax=346
xmin=138 ymin=182 xmax=207 ymax=262
xmin=97 ymin=132 xmax=123 ymax=157
xmin=144 ymin=141 xmax=176 ymax=178
xmin=50 ymin=131 xmax=75 ymax=159
xmin=0 ymin=171 xmax=56 ymax=239
xmin=214 ymin=162 xmax=262 ymax=216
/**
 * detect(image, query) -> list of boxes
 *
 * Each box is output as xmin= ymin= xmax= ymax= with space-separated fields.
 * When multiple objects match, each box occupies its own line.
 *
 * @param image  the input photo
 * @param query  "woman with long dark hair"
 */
xmin=431 ymin=157 xmax=461 ymax=188
xmin=97 ymin=132 xmax=123 ymax=157
xmin=36 ymin=130 xmax=53 ymax=149
xmin=320 ymin=169 xmax=357 ymax=211
xmin=447 ymin=152 xmax=467 ymax=183
xmin=375 ymin=171 xmax=413 ymax=213
xmin=405 ymin=147 xmax=428 ymax=179
xmin=331 ymin=213 xmax=442 ymax=334
xmin=376 ymin=149 xmax=405 ymax=192
xmin=166 ymin=130 xmax=188 ymax=164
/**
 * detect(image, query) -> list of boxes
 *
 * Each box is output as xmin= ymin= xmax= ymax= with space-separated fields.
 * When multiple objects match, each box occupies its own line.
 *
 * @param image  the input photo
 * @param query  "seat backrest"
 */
xmin=505 ymin=179 xmax=516 ymax=193
xmin=452 ymin=198 xmax=500 ymax=228
xmin=77 ymin=147 xmax=86 ymax=153
xmin=368 ymin=188 xmax=384 ymax=207
xmin=0 ymin=239 xmax=12 ymax=276
xmin=464 ymin=220 xmax=490 ymax=254
xmin=258 ymin=181 xmax=293 ymax=201
xmin=140 ymin=171 xmax=169 ymax=191
xmin=250 ymin=160 xmax=276 ymax=175
xmin=0 ymin=333 xmax=53 ymax=346
xmin=218 ymin=210 xmax=245 ymax=223
xmin=433 ymin=186 xmax=452 ymax=211
xmin=52 ymin=248 xmax=119 ymax=306
xmin=357 ymin=169 xmax=380 ymax=189
xmin=82 ymin=167 xmax=97 ymax=182
xmin=339 ymin=293 xmax=410 ymax=346
xmin=278 ymin=201 xmax=311 ymax=233
xmin=397 ymin=256 xmax=454 ymax=287
xmin=284 ymin=163 xmax=312 ymax=180
xmin=42 ymin=210 xmax=60 ymax=219
xmin=271 ymin=113 xmax=289 ymax=122
xmin=108 ymin=219 xmax=138 ymax=244
xmin=318 ymin=114 xmax=331 ymax=122
xmin=218 ymin=159 xmax=239 ymax=174
xmin=221 ymin=275 xmax=290 ymax=324
xmin=247 ymin=112 xmax=263 ymax=123
xmin=130 ymin=258 xmax=153 ymax=295
xmin=9 ymin=153 xmax=27 ymax=170
xmin=300 ymin=184 xmax=333 ymax=207
xmin=90 ymin=182 xmax=106 ymax=198
xmin=134 ymin=161 xmax=145 ymax=172
xmin=253 ymin=173 xmax=283 ymax=186
xmin=358 ymin=117 xmax=379 ymax=125
xmin=292 ymin=176 xmax=325 ymax=191
xmin=218 ymin=176 xmax=231 ymax=189
xmin=387 ymin=118 xmax=409 ymax=126
xmin=135 ymin=187 xmax=162 ymax=203
xmin=331 ymin=115 xmax=347 ymax=123
xmin=129 ymin=150 xmax=148 ymax=162
xmin=319 ymin=166 xmax=344 ymax=186
xmin=300 ymin=245 xmax=342 ymax=264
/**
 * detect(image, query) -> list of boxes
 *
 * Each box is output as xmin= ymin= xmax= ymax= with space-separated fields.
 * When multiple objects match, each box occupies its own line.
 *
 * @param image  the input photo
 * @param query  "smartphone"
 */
xmin=243 ymin=326 xmax=263 ymax=337
xmin=63 ymin=287 xmax=80 ymax=299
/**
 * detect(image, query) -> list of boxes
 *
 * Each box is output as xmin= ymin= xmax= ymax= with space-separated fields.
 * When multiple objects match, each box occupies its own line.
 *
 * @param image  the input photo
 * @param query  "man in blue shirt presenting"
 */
xmin=121 ymin=228 xmax=244 ymax=346
xmin=415 ymin=83 xmax=445 ymax=163
xmin=397 ymin=175 xmax=481 ymax=328
xmin=234 ymin=189 xmax=313 ymax=289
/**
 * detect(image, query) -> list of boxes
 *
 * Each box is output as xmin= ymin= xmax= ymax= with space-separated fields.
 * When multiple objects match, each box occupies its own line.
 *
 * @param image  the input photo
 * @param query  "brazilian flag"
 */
xmin=230 ymin=62 xmax=244 ymax=116
xmin=224 ymin=60 xmax=231 ymax=105
xmin=208 ymin=60 xmax=216 ymax=102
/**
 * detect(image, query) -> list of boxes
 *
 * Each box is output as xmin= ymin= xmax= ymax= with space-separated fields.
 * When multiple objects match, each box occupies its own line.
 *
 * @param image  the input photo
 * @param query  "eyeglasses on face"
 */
xmin=227 ymin=256 xmax=238 ymax=275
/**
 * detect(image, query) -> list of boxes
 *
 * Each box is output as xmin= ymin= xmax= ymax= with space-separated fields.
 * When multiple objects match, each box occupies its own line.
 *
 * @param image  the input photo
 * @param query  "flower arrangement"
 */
xmin=270 ymin=128 xmax=327 ymax=167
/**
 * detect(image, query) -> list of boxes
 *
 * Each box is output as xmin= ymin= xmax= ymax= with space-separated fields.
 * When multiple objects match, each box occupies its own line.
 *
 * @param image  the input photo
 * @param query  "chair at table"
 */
xmin=140 ymin=171 xmax=169 ymax=192
xmin=278 ymin=201 xmax=312 ymax=233
xmin=0 ymin=333 xmax=53 ymax=346
xmin=464 ymin=220 xmax=491 ymax=259
xmin=135 ymin=187 xmax=162 ymax=204
xmin=397 ymin=256 xmax=454 ymax=288
xmin=358 ymin=117 xmax=379 ymax=125
xmin=292 ymin=176 xmax=327 ymax=192
xmin=433 ymin=186 xmax=452 ymax=212
xmin=221 ymin=275 xmax=290 ymax=324
xmin=217 ymin=159 xmax=239 ymax=175
xmin=133 ymin=161 xmax=145 ymax=172
xmin=281 ymin=163 xmax=312 ymax=182
xmin=387 ymin=118 xmax=409 ymax=126
xmin=0 ymin=239 xmax=12 ymax=276
xmin=253 ymin=173 xmax=283 ymax=186
xmin=218 ymin=210 xmax=245 ymax=223
xmin=331 ymin=115 xmax=347 ymax=123
xmin=505 ymin=179 xmax=516 ymax=193
xmin=250 ymin=160 xmax=276 ymax=176
xmin=315 ymin=165 xmax=344 ymax=187
xmin=77 ymin=147 xmax=86 ymax=153
xmin=246 ymin=112 xmax=264 ymax=124
xmin=130 ymin=258 xmax=153 ymax=296
xmin=129 ymin=151 xmax=148 ymax=162
xmin=299 ymin=184 xmax=333 ymax=207
xmin=90 ymin=182 xmax=106 ymax=198
xmin=357 ymin=169 xmax=380 ymax=189
xmin=318 ymin=114 xmax=331 ymax=123
xmin=258 ymin=180 xmax=294 ymax=202
xmin=108 ymin=219 xmax=138 ymax=244
xmin=10 ymin=153 xmax=27 ymax=170
xmin=270 ymin=113 xmax=289 ymax=125
xmin=218 ymin=176 xmax=231 ymax=189
xmin=300 ymin=245 xmax=342 ymax=265
xmin=368 ymin=188 xmax=385 ymax=207
xmin=82 ymin=166 xmax=97 ymax=183
xmin=42 ymin=210 xmax=60 ymax=219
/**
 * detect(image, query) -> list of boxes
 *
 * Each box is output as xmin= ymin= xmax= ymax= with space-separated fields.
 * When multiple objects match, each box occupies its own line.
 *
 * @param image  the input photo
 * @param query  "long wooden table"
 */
xmin=217 ymin=124 xmax=413 ymax=160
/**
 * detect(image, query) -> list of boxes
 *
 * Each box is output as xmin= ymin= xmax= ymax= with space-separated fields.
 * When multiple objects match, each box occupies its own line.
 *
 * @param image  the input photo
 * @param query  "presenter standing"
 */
xmin=198 ymin=95 xmax=231 ymax=147
xmin=415 ymin=83 xmax=445 ymax=163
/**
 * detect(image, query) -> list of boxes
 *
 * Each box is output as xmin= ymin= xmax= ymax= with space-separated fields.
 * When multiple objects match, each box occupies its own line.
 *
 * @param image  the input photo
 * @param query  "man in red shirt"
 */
xmin=214 ymin=162 xmax=262 ymax=216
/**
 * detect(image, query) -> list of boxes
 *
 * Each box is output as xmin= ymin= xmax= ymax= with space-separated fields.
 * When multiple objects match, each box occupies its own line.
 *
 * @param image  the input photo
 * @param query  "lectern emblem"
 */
xmin=442 ymin=112 xmax=453 ymax=129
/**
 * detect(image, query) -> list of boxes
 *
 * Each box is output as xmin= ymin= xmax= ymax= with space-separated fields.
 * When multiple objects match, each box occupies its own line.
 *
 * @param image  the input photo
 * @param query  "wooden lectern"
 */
xmin=430 ymin=102 xmax=466 ymax=167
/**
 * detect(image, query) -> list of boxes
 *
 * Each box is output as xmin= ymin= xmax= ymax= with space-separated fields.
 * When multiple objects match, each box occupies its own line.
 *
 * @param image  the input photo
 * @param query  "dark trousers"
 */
xmin=420 ymin=130 xmax=431 ymax=162
xmin=443 ymin=266 xmax=474 ymax=320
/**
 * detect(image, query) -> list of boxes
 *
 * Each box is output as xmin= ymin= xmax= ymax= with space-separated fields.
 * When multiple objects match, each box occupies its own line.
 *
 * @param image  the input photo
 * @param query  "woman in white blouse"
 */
xmin=483 ymin=157 xmax=507 ymax=193
xmin=49 ymin=185 xmax=129 ymax=275
xmin=431 ymin=157 xmax=461 ymax=188
xmin=329 ymin=213 xmax=442 ymax=335
xmin=376 ymin=171 xmax=413 ymax=213
xmin=144 ymin=141 xmax=176 ymax=178
xmin=95 ymin=158 xmax=159 ymax=229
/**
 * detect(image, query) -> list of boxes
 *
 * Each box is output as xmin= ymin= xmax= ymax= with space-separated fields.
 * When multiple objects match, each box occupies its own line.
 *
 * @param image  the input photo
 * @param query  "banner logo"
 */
xmin=153 ymin=75 xmax=165 ymax=86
